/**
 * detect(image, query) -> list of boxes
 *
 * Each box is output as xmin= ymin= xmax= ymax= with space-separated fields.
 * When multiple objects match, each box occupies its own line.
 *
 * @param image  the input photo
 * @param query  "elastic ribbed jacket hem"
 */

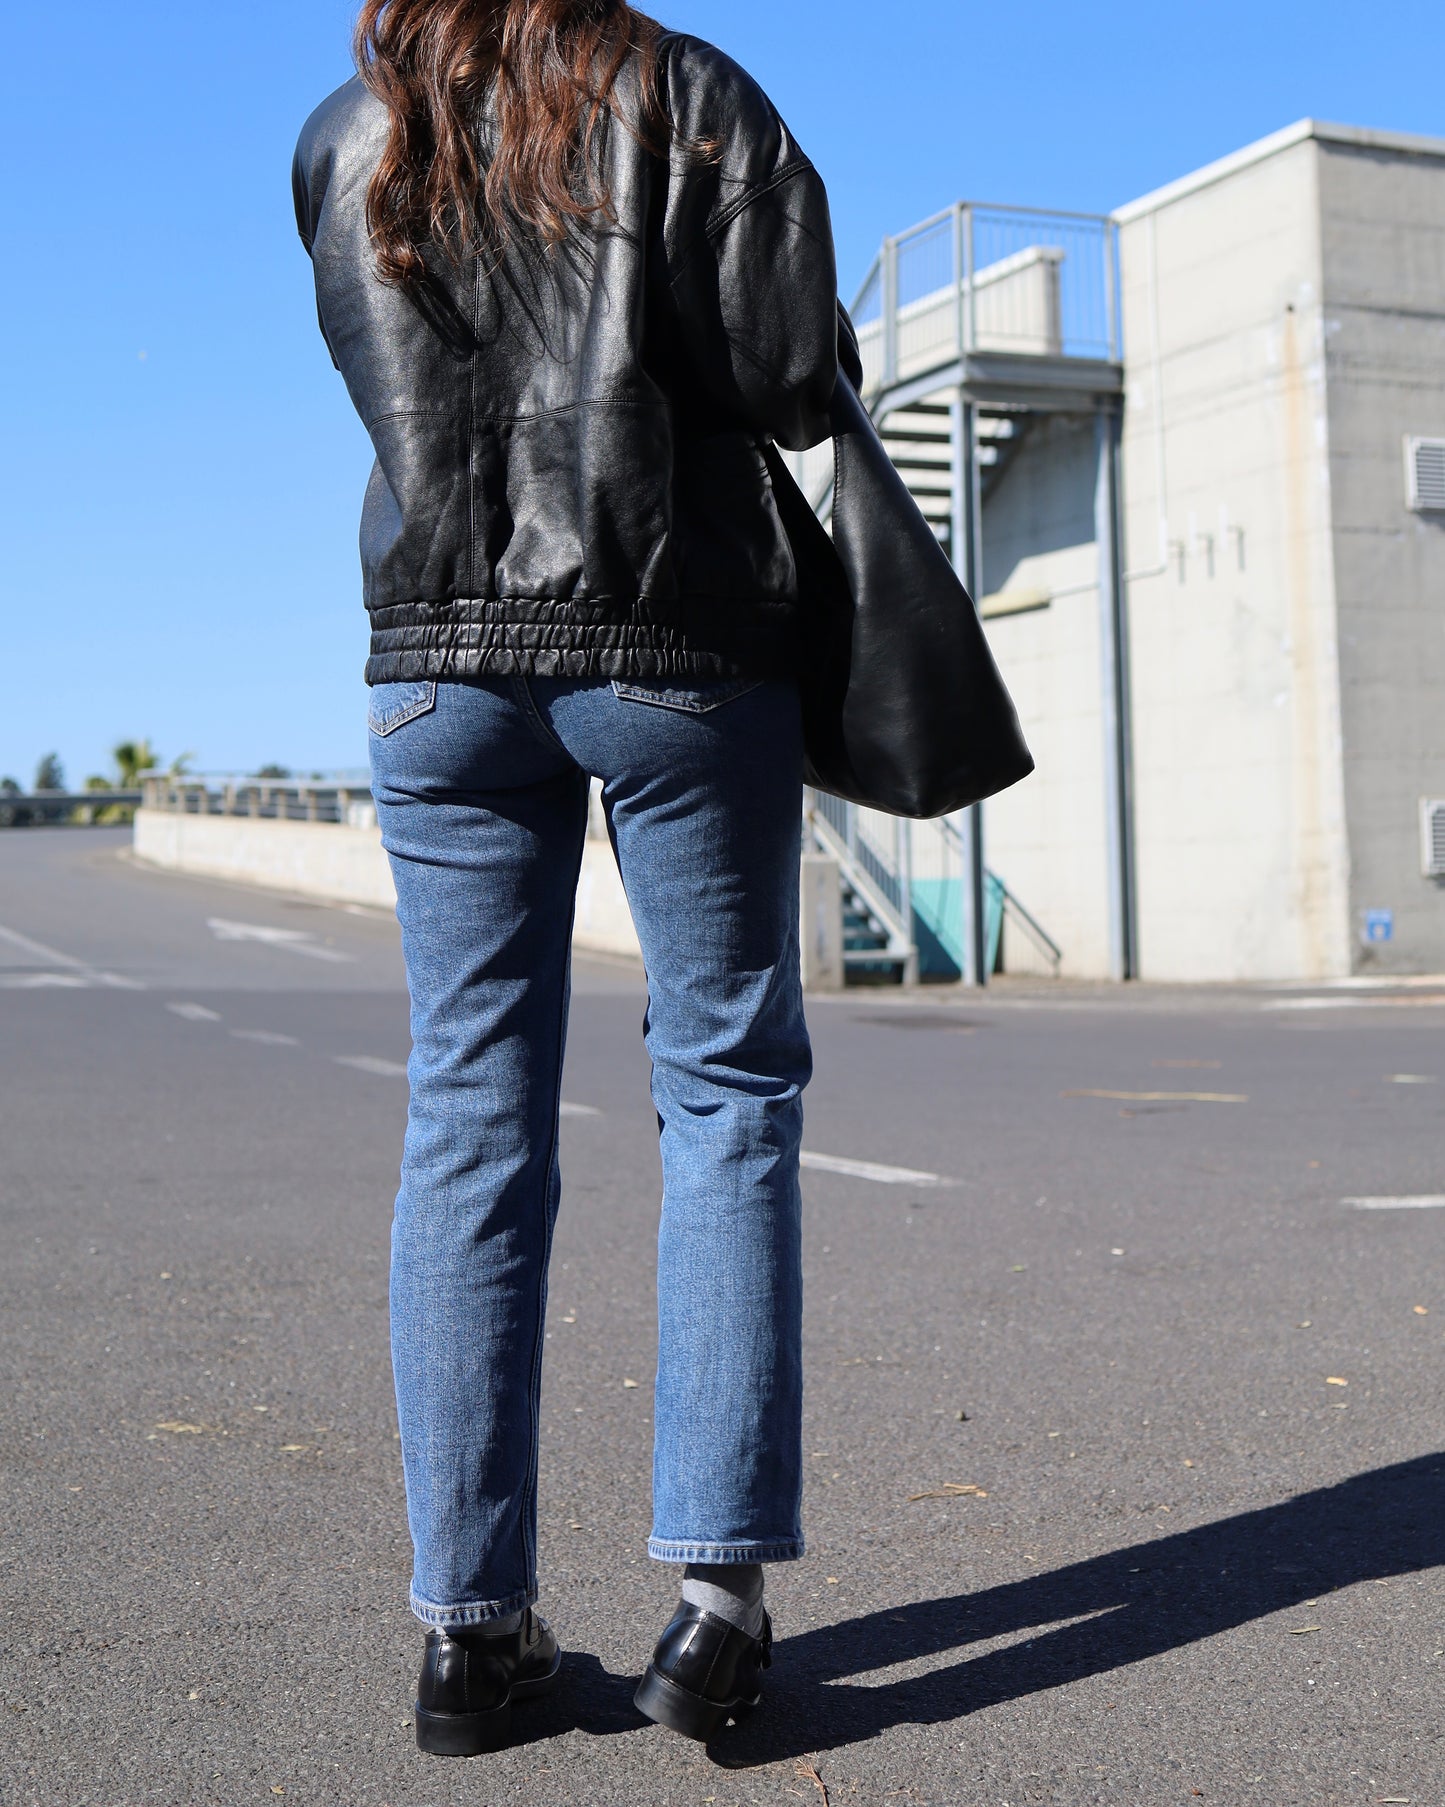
xmin=362 ymin=594 xmax=800 ymax=687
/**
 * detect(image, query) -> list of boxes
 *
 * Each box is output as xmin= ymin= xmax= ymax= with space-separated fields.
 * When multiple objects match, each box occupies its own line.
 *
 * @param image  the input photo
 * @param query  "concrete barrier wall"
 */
xmin=132 ymin=808 xmax=643 ymax=961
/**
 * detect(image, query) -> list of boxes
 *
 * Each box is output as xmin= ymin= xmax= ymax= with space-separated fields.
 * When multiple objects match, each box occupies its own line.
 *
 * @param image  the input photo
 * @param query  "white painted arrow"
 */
xmin=206 ymin=918 xmax=354 ymax=963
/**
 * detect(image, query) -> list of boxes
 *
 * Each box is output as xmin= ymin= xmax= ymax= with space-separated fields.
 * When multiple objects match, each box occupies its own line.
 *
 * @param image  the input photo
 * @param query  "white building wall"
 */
xmin=1116 ymin=137 xmax=1352 ymax=980
xmin=1317 ymin=140 xmax=1445 ymax=972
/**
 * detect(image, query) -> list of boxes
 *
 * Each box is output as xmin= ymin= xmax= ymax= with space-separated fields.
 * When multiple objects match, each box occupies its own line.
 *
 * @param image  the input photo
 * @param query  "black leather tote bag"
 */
xmin=764 ymin=342 xmax=1035 ymax=818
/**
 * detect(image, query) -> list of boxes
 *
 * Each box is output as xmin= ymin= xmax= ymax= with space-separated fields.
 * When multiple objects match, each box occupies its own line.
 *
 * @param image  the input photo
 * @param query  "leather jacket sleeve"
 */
xmin=658 ymin=39 xmax=839 ymax=453
xmin=292 ymin=99 xmax=342 ymax=369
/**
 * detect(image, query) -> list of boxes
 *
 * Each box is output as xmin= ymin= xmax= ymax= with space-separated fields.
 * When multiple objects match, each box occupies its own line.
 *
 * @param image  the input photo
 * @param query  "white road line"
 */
xmin=330 ymin=1058 xmax=602 ymax=1113
xmin=335 ymin=1056 xmax=409 ymax=1078
xmin=231 ymin=1029 xmax=301 ymax=1047
xmin=0 ymin=920 xmax=144 ymax=990
xmin=168 ymin=1002 xmax=223 ymax=1023
xmin=207 ymin=918 xmax=355 ymax=964
xmin=801 ymin=1150 xmax=953 ymax=1188
xmin=1267 ymin=995 xmax=1445 ymax=1011
xmin=1265 ymin=998 xmax=1361 ymax=1011
xmin=1343 ymin=1196 xmax=1445 ymax=1211
xmin=1 ymin=973 xmax=88 ymax=989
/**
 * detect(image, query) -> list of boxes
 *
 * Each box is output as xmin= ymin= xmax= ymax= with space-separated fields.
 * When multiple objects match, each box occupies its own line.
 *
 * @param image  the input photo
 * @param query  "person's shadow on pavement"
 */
xmin=505 ymin=1451 xmax=1443 ymax=1759
xmin=709 ymin=1451 xmax=1445 ymax=1766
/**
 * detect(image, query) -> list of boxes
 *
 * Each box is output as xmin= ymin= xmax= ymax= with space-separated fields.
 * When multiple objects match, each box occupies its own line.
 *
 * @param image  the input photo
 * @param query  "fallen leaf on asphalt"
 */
xmin=1062 ymin=1089 xmax=1248 ymax=1104
xmin=279 ymin=1445 xmax=307 ymax=1454
xmin=1326 ymin=1377 xmax=1348 ymax=1386
xmin=1414 ymin=1305 xmax=1429 ymax=1315
xmin=622 ymin=1379 xmax=639 ymax=1389
xmin=1288 ymin=1625 xmax=1321 ymax=1635
xmin=1376 ymin=1797 xmax=1411 ymax=1802
xmin=826 ymin=1577 xmax=840 ymax=1585
xmin=796 ymin=1762 xmax=830 ymax=1807
xmin=153 ymin=1422 xmax=207 ymax=1435
xmin=909 ymin=1482 xmax=988 ymax=1501
xmin=1183 ymin=1460 xmax=1194 ymax=1468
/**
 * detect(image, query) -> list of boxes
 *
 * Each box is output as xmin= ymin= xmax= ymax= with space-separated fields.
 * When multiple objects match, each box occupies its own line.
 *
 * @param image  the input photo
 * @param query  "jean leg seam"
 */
xmin=518 ymin=782 xmax=587 ymax=1593
xmin=511 ymin=676 xmax=574 ymax=761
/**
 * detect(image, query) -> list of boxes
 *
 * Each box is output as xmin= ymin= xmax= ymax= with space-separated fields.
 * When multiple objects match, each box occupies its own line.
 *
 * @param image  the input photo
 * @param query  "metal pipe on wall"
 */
xmin=1095 ymin=400 xmax=1138 ymax=980
xmin=951 ymin=388 xmax=989 ymax=987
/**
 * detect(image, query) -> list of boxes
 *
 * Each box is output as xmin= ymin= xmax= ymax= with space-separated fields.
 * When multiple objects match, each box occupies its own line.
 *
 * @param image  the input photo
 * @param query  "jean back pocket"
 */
xmin=611 ymin=677 xmax=761 ymax=715
xmin=368 ymin=681 xmax=438 ymax=736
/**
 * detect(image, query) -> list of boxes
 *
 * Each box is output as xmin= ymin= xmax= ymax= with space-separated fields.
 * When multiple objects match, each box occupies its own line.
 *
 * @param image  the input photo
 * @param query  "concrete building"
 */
xmin=810 ymin=121 xmax=1445 ymax=983
xmin=131 ymin=124 xmax=1445 ymax=992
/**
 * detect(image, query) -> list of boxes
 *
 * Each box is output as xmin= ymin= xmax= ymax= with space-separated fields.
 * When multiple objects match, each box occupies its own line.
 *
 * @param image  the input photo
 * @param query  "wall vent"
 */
xmin=1405 ymin=436 xmax=1445 ymax=512
xmin=1422 ymin=799 xmax=1445 ymax=879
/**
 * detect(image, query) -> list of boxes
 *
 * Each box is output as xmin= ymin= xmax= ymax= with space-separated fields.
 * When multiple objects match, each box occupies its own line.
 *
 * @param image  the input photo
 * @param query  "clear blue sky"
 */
xmin=4 ymin=0 xmax=1441 ymax=784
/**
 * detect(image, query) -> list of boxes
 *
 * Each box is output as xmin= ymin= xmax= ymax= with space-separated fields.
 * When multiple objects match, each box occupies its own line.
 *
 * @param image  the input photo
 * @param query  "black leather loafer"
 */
xmin=634 ymin=1599 xmax=772 ymax=1741
xmin=414 ymin=1608 xmax=561 ymax=1756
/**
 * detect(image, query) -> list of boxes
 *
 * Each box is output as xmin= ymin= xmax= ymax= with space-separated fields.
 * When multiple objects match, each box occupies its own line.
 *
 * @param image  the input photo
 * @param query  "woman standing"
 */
xmin=294 ymin=0 xmax=839 ymax=1756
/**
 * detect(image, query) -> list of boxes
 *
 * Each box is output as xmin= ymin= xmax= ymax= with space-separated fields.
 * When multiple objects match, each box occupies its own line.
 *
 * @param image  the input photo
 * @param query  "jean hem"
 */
xmin=648 ymin=1538 xmax=805 ymax=1565
xmin=410 ymin=1587 xmax=535 ymax=1630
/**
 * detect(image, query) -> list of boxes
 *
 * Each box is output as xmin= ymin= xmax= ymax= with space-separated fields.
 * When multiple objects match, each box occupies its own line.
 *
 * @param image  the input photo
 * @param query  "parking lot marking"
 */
xmin=335 ymin=1056 xmax=409 ymax=1078
xmin=1343 ymin=1196 xmax=1445 ymax=1210
xmin=0 ymin=920 xmax=143 ymax=990
xmin=207 ymin=918 xmax=354 ymax=963
xmin=801 ymin=1151 xmax=952 ymax=1187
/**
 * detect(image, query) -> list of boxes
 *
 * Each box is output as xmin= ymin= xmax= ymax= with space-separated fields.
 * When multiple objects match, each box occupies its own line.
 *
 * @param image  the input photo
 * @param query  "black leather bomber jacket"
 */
xmin=292 ymin=33 xmax=840 ymax=684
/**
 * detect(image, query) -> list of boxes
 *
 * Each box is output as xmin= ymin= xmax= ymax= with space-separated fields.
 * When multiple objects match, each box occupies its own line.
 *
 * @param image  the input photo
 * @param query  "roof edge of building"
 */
xmin=1112 ymin=119 xmax=1445 ymax=224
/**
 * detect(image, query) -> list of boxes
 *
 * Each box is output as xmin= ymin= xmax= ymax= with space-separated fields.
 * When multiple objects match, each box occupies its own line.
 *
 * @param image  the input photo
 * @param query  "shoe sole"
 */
xmin=633 ymin=1663 xmax=761 ymax=1743
xmin=414 ymin=1650 xmax=562 ymax=1757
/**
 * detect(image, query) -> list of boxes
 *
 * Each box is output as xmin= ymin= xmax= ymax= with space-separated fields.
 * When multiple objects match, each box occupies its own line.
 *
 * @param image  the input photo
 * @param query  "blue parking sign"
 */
xmin=1362 ymin=909 xmax=1394 ymax=945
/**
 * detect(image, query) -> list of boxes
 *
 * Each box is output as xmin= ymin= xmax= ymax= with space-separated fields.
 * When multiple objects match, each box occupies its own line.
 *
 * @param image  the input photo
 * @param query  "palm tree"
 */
xmin=112 ymin=740 xmax=158 ymax=786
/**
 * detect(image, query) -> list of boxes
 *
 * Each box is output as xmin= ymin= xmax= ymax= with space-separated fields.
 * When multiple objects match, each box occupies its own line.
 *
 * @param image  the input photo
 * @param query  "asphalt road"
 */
xmin=1 ymin=828 xmax=1441 ymax=1807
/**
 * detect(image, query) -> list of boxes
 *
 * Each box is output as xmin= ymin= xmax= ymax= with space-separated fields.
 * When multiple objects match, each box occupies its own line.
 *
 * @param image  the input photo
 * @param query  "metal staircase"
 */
xmin=877 ymin=403 xmax=1036 ymax=555
xmin=794 ymin=199 xmax=1128 ymax=984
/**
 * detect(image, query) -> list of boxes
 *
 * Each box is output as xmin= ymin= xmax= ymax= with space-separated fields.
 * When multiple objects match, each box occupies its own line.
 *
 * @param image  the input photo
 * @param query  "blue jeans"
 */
xmin=368 ymin=675 xmax=811 ymax=1629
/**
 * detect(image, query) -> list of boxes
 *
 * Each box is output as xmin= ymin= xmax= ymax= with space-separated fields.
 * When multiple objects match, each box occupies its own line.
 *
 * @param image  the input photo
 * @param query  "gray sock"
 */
xmin=681 ymin=1562 xmax=765 ymax=1638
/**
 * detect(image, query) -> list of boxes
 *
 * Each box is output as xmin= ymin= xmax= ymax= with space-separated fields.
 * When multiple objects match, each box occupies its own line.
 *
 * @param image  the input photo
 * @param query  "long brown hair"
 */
xmin=355 ymin=0 xmax=670 ymax=287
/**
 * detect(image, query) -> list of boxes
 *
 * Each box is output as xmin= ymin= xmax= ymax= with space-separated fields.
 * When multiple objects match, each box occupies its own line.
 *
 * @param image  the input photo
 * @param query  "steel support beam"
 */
xmin=1095 ymin=401 xmax=1138 ymax=980
xmin=951 ymin=390 xmax=989 ymax=988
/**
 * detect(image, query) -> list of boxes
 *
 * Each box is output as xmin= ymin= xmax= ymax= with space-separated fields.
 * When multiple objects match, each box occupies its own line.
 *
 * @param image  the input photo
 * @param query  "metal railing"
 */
xmin=141 ymin=775 xmax=378 ymax=829
xmin=807 ymin=792 xmax=1064 ymax=982
xmin=0 ymin=789 xmax=143 ymax=827
xmin=850 ymin=200 xmax=1120 ymax=396
xmin=807 ymin=791 xmax=918 ymax=983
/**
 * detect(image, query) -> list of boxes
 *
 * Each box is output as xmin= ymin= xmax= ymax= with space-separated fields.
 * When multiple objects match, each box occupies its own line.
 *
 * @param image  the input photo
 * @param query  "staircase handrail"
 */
xmin=935 ymin=817 xmax=1063 ymax=972
xmin=805 ymin=798 xmax=913 ymax=962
